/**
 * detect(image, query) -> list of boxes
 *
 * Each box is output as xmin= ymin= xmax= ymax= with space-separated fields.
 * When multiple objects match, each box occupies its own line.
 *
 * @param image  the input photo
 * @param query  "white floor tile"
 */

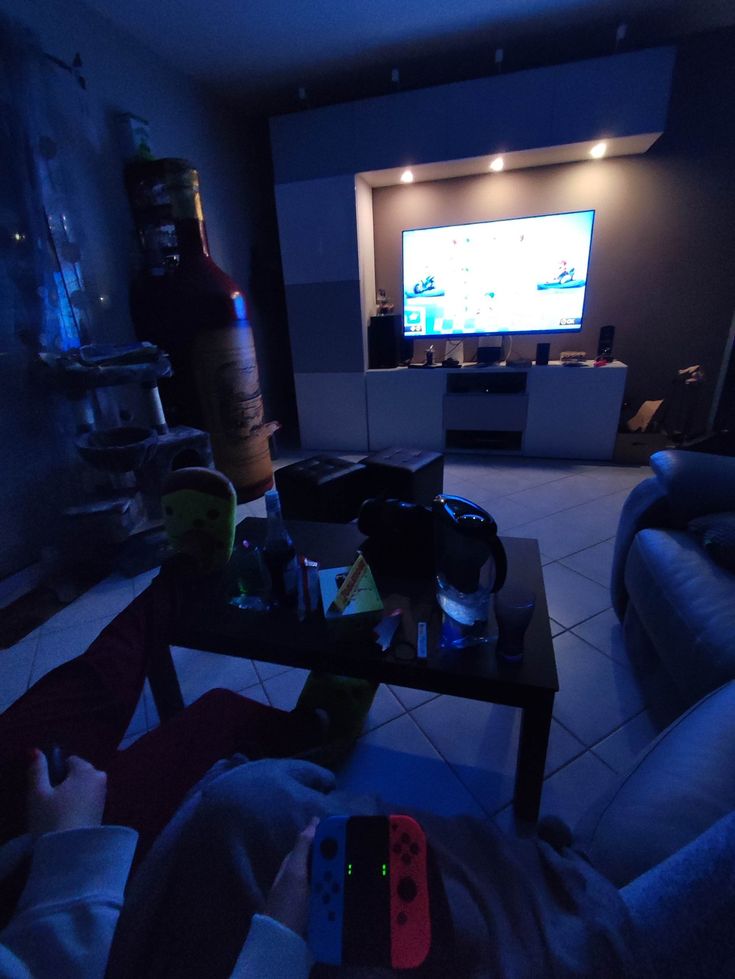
xmin=41 ymin=575 xmax=135 ymax=633
xmin=262 ymin=668 xmax=311 ymax=711
xmin=336 ymin=713 xmax=488 ymax=818
xmin=559 ymin=538 xmax=616 ymax=588
xmin=132 ymin=568 xmax=159 ymax=596
xmin=549 ymin=618 xmax=565 ymax=637
xmin=388 ymin=684 xmax=439 ymax=711
xmin=238 ymin=682 xmax=271 ymax=706
xmin=252 ymin=660 xmax=294 ymax=683
xmin=571 ymin=608 xmax=629 ymax=665
xmin=30 ymin=618 xmax=111 ymax=684
xmin=509 ymin=490 xmax=630 ymax=561
xmin=412 ymin=695 xmax=585 ymax=815
xmin=510 ymin=474 xmax=618 ymax=520
xmin=124 ymin=693 xmax=149 ymax=738
xmin=591 ymin=709 xmax=665 ymax=774
xmin=170 ymin=646 xmax=258 ymax=706
xmin=537 ymin=751 xmax=618 ymax=830
xmin=552 ymin=632 xmax=647 ymax=746
xmin=542 ymin=563 xmax=612 ymax=629
xmin=0 ymin=636 xmax=38 ymax=708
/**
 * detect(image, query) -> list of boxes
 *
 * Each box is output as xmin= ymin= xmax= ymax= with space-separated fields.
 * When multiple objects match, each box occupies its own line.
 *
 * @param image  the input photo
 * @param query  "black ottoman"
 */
xmin=360 ymin=447 xmax=444 ymax=506
xmin=274 ymin=455 xmax=368 ymax=523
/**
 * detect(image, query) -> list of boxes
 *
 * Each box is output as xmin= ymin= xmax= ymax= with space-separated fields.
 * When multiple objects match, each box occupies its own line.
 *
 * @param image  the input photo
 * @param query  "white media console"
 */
xmin=367 ymin=361 xmax=627 ymax=458
xmin=295 ymin=361 xmax=627 ymax=459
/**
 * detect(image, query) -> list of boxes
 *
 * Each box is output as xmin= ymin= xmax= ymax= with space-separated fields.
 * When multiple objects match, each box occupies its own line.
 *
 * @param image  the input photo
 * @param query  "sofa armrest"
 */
xmin=610 ymin=476 xmax=670 ymax=619
xmin=651 ymin=450 xmax=735 ymax=525
xmin=574 ymin=681 xmax=735 ymax=887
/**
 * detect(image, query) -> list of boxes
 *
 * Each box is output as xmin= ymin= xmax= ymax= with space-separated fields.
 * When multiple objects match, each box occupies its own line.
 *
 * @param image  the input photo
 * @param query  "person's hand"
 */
xmin=27 ymin=750 xmax=107 ymax=838
xmin=263 ymin=817 xmax=319 ymax=938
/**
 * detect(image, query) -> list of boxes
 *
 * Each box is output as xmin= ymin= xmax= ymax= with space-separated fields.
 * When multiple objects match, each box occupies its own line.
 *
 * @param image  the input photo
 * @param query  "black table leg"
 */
xmin=514 ymin=691 xmax=555 ymax=824
xmin=146 ymin=638 xmax=185 ymax=722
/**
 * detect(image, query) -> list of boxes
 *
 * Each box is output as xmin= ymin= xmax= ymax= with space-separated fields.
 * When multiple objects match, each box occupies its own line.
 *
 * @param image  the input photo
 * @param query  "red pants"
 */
xmin=0 ymin=576 xmax=320 ymax=857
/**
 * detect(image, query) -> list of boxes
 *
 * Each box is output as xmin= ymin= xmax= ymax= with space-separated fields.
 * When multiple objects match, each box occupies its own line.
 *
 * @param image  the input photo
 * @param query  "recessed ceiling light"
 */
xmin=590 ymin=141 xmax=607 ymax=159
xmin=489 ymin=156 xmax=504 ymax=172
xmin=400 ymin=169 xmax=414 ymax=183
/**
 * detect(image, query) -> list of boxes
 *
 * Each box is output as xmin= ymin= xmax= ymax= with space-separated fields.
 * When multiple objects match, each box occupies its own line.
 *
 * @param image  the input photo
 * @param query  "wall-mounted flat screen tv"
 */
xmin=402 ymin=209 xmax=595 ymax=338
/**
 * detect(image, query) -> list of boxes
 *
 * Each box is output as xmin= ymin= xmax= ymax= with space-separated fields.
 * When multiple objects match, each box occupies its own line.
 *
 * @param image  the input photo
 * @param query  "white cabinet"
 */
xmin=524 ymin=363 xmax=627 ymax=459
xmin=366 ymin=369 xmax=446 ymax=451
xmin=362 ymin=362 xmax=626 ymax=460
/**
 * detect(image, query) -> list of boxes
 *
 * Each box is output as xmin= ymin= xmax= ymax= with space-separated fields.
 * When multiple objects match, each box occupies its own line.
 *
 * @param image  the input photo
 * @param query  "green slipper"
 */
xmin=295 ymin=672 xmax=379 ymax=742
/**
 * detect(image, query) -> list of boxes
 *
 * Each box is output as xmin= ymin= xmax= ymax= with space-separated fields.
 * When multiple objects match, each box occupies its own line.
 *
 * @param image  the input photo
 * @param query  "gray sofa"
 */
xmin=575 ymin=448 xmax=735 ymax=888
xmin=610 ymin=449 xmax=735 ymax=711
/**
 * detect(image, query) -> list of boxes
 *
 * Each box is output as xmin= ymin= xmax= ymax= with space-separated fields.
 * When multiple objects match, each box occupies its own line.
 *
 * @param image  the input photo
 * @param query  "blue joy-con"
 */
xmin=308 ymin=815 xmax=348 ymax=965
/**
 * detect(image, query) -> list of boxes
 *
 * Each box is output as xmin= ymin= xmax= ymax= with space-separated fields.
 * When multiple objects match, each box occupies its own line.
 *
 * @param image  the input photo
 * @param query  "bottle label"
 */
xmin=192 ymin=324 xmax=272 ymax=493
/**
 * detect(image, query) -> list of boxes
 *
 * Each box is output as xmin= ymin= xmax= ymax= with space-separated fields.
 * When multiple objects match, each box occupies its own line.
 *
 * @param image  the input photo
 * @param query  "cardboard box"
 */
xmin=319 ymin=564 xmax=384 ymax=638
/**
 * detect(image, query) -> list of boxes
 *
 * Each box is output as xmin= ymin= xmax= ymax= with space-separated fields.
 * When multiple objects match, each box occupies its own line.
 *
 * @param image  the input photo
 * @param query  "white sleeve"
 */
xmin=0 ymin=826 xmax=138 ymax=979
xmin=230 ymin=914 xmax=313 ymax=979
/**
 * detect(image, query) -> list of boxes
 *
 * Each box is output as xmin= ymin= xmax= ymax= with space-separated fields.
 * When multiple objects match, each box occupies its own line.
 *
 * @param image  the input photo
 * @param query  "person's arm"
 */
xmin=229 ymin=819 xmax=317 ymax=979
xmin=0 ymin=751 xmax=137 ymax=979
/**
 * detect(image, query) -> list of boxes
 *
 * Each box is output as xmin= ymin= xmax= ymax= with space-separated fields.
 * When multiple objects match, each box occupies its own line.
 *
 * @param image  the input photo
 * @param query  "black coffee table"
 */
xmin=150 ymin=518 xmax=558 ymax=824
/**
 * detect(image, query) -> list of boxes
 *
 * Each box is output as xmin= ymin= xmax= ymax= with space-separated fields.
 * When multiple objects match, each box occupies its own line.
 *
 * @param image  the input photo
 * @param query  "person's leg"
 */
xmin=104 ymin=688 xmax=325 ymax=857
xmin=620 ymin=811 xmax=735 ymax=979
xmin=0 ymin=582 xmax=165 ymax=844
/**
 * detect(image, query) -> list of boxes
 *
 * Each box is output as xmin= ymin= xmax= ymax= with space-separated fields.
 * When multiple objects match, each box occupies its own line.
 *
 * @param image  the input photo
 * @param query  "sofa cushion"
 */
xmin=575 ymin=681 xmax=735 ymax=887
xmin=688 ymin=511 xmax=735 ymax=573
xmin=624 ymin=528 xmax=735 ymax=706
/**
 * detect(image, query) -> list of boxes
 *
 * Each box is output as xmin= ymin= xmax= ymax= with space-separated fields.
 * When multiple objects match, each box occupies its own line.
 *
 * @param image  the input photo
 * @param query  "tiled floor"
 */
xmin=1 ymin=452 xmax=672 ymax=834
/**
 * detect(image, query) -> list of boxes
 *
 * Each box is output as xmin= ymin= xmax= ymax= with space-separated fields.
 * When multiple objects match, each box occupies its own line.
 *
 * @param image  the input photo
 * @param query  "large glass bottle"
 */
xmin=125 ymin=158 xmax=274 ymax=501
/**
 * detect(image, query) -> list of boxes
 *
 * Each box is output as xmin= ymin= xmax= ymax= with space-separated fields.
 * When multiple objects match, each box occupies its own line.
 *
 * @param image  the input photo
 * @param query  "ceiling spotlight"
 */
xmin=400 ymin=169 xmax=414 ymax=184
xmin=590 ymin=141 xmax=607 ymax=159
xmin=489 ymin=156 xmax=504 ymax=172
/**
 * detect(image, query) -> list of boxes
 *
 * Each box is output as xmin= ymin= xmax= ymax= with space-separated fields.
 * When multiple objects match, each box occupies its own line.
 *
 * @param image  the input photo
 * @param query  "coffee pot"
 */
xmin=433 ymin=495 xmax=507 ymax=647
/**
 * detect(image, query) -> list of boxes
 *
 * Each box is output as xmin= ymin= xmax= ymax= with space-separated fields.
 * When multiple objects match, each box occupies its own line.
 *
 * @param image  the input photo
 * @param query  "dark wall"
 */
xmin=373 ymin=29 xmax=735 ymax=427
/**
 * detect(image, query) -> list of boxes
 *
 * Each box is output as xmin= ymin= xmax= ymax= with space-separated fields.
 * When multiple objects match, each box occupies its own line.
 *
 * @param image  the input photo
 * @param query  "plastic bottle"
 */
xmin=262 ymin=488 xmax=297 ymax=605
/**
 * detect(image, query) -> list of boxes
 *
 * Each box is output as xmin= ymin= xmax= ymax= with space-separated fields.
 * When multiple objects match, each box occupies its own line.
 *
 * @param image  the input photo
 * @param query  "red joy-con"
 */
xmin=388 ymin=814 xmax=431 ymax=969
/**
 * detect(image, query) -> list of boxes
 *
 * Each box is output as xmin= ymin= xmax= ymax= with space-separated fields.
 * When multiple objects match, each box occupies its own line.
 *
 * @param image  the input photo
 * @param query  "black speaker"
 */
xmin=535 ymin=342 xmax=550 ymax=366
xmin=597 ymin=324 xmax=615 ymax=362
xmin=368 ymin=315 xmax=411 ymax=369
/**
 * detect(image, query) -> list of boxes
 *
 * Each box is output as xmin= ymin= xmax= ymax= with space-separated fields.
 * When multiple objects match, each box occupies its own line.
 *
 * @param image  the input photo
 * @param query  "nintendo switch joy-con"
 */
xmin=308 ymin=814 xmax=431 ymax=969
xmin=388 ymin=814 xmax=431 ymax=969
xmin=307 ymin=815 xmax=347 ymax=965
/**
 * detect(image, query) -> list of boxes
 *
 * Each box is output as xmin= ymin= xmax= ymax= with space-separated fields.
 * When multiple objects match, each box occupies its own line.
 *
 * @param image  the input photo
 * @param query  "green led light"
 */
xmin=347 ymin=864 xmax=352 ymax=875
xmin=382 ymin=863 xmax=387 ymax=877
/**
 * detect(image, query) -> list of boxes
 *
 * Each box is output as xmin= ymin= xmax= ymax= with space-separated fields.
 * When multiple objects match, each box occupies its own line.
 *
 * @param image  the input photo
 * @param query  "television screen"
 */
xmin=402 ymin=209 xmax=595 ymax=338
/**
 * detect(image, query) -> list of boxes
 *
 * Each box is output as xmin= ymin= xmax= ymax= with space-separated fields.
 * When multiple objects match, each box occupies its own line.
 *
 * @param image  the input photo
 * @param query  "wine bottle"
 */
xmin=125 ymin=158 xmax=275 ymax=501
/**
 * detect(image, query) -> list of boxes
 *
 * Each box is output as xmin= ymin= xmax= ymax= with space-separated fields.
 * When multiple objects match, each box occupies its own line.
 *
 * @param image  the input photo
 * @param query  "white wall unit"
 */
xmin=524 ymin=362 xmax=627 ymax=458
xmin=294 ymin=372 xmax=368 ymax=450
xmin=362 ymin=362 xmax=626 ymax=459
xmin=366 ymin=369 xmax=446 ymax=451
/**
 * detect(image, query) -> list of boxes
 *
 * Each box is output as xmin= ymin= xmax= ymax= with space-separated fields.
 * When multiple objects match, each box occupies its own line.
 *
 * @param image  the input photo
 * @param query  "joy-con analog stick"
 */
xmin=320 ymin=837 xmax=338 ymax=860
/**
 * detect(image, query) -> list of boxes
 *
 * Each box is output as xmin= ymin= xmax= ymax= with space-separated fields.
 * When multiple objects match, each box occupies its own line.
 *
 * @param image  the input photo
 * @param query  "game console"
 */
xmin=308 ymin=814 xmax=431 ymax=969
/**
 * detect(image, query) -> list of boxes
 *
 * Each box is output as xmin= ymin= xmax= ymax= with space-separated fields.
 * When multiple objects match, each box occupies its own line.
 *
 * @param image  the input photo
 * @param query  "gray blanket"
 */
xmin=108 ymin=758 xmax=642 ymax=979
